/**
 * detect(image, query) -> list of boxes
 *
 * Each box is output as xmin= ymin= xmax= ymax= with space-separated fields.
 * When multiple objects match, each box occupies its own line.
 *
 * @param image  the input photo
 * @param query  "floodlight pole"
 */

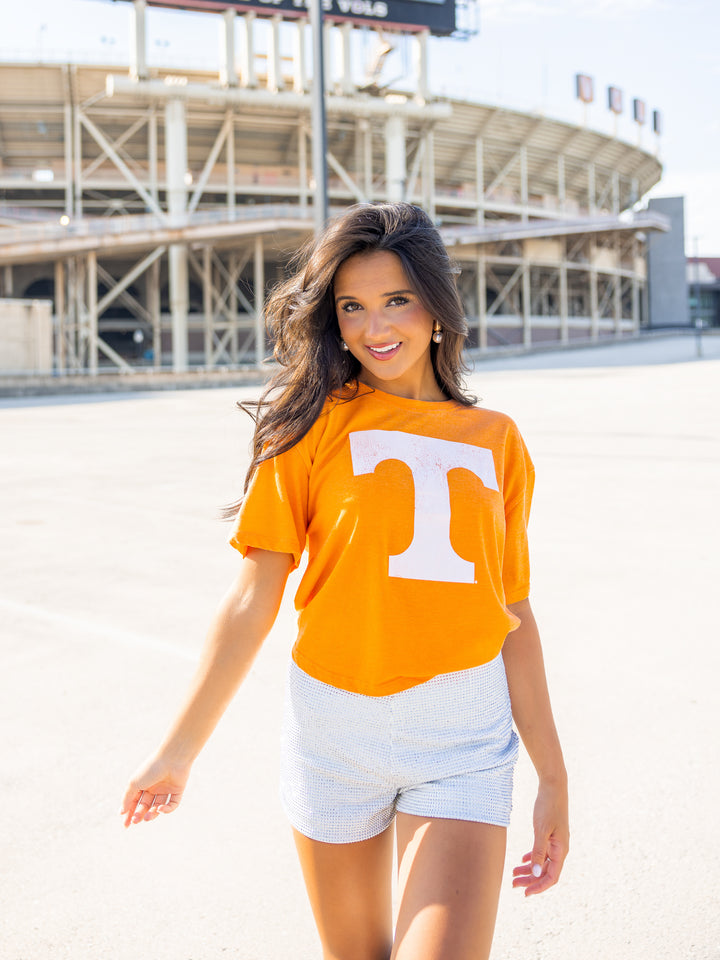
xmin=309 ymin=0 xmax=329 ymax=235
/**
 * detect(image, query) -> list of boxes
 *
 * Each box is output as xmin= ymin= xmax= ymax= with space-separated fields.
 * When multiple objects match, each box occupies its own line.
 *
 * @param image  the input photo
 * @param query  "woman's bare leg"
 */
xmin=392 ymin=814 xmax=506 ymax=960
xmin=292 ymin=825 xmax=395 ymax=960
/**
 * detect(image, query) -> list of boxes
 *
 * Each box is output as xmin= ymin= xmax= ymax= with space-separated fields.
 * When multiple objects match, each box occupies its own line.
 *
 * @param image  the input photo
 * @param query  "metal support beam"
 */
xmin=310 ymin=0 xmax=329 ymax=233
xmin=203 ymin=246 xmax=213 ymax=365
xmin=477 ymin=254 xmax=487 ymax=351
xmin=63 ymin=103 xmax=73 ymax=217
xmin=96 ymin=246 xmax=166 ymax=317
xmin=148 ymin=108 xmax=158 ymax=205
xmin=327 ymin=151 xmax=365 ymax=202
xmin=55 ymin=259 xmax=66 ymax=372
xmin=80 ymin=112 xmax=163 ymax=218
xmin=188 ymin=112 xmax=232 ymax=214
xmin=424 ymin=129 xmax=435 ymax=219
xmin=166 ymin=96 xmax=189 ymax=371
xmin=73 ymin=102 xmax=83 ymax=218
xmin=522 ymin=258 xmax=531 ymax=348
xmin=226 ymin=110 xmax=236 ymax=213
xmin=476 ymin=137 xmax=485 ymax=226
xmin=559 ymin=252 xmax=569 ymax=343
xmin=87 ymin=251 xmax=98 ymax=375
xmin=147 ymin=256 xmax=161 ymax=367
xmin=299 ymin=121 xmax=309 ymax=214
xmin=254 ymin=235 xmax=265 ymax=367
xmin=405 ymin=139 xmax=424 ymax=205
xmin=385 ymin=115 xmax=406 ymax=201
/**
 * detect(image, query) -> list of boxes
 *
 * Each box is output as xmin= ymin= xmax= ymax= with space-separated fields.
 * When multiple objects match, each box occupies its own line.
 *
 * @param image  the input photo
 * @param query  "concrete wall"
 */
xmin=0 ymin=299 xmax=53 ymax=374
xmin=646 ymin=196 xmax=690 ymax=327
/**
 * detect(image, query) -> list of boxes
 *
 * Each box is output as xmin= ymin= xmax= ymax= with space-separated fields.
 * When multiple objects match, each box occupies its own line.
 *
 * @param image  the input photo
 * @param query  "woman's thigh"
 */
xmin=392 ymin=813 xmax=507 ymax=960
xmin=293 ymin=825 xmax=395 ymax=960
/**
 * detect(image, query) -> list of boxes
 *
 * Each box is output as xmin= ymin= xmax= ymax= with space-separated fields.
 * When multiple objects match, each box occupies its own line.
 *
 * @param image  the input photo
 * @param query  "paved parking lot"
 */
xmin=2 ymin=335 xmax=719 ymax=959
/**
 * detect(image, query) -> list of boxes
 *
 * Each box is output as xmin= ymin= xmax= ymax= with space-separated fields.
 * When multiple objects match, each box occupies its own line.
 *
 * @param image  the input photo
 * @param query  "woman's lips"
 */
xmin=366 ymin=342 xmax=401 ymax=360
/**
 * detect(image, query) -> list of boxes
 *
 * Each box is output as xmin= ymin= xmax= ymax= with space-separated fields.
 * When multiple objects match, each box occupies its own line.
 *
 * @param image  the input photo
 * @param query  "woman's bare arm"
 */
xmin=120 ymin=546 xmax=294 ymax=828
xmin=502 ymin=597 xmax=569 ymax=895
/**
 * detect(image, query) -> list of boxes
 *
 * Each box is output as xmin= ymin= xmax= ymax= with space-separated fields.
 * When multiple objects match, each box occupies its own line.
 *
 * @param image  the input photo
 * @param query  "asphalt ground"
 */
xmin=2 ymin=335 xmax=719 ymax=959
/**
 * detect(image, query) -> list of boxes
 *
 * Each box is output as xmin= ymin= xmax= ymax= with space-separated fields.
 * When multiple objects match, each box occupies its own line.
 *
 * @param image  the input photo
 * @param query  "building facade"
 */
xmin=0 ymin=8 xmax=666 ymax=375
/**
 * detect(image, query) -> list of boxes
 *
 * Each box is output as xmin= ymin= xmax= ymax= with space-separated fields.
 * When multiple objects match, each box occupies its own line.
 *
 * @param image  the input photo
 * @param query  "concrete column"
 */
xmin=362 ymin=119 xmax=373 ymax=199
xmin=423 ymin=129 xmax=435 ymax=218
xmin=203 ymin=246 xmax=213 ymax=366
xmin=522 ymin=257 xmax=531 ymax=348
xmin=240 ymin=13 xmax=257 ymax=88
xmin=254 ymin=235 xmax=265 ymax=367
xmin=147 ymin=256 xmax=161 ymax=367
xmin=220 ymin=9 xmax=238 ymax=87
xmin=558 ymin=154 xmax=566 ymax=211
xmin=589 ymin=243 xmax=599 ymax=340
xmin=63 ymin=102 xmax=73 ymax=216
xmin=559 ymin=255 xmax=569 ymax=344
xmin=338 ymin=22 xmax=354 ymax=96
xmin=588 ymin=162 xmax=596 ymax=215
xmin=226 ymin=110 xmax=236 ymax=213
xmin=293 ymin=20 xmax=307 ymax=93
xmin=385 ymin=114 xmax=406 ymax=202
xmin=165 ymin=97 xmax=189 ymax=372
xmin=130 ymin=0 xmax=148 ymax=81
xmin=267 ymin=15 xmax=282 ymax=92
xmin=229 ymin=251 xmax=239 ymax=364
xmin=520 ymin=145 xmax=528 ymax=221
xmin=3 ymin=264 xmax=13 ymax=297
xmin=73 ymin=104 xmax=83 ymax=218
xmin=323 ymin=21 xmax=333 ymax=92
xmin=612 ymin=170 xmax=620 ymax=216
xmin=476 ymin=137 xmax=484 ymax=226
xmin=299 ymin=121 xmax=309 ymax=215
xmin=477 ymin=254 xmax=487 ymax=351
xmin=413 ymin=31 xmax=429 ymax=103
xmin=87 ymin=251 xmax=98 ymax=375
xmin=54 ymin=259 xmax=65 ymax=372
xmin=614 ymin=274 xmax=622 ymax=337
xmin=148 ymin=108 xmax=158 ymax=205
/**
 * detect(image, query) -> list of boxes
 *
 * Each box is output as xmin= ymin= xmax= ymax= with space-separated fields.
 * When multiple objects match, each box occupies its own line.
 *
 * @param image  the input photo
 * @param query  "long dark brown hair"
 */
xmin=226 ymin=201 xmax=475 ymax=516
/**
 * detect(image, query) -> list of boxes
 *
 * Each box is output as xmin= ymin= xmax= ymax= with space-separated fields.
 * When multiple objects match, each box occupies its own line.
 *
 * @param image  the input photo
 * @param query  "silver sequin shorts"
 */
xmin=280 ymin=653 xmax=519 ymax=843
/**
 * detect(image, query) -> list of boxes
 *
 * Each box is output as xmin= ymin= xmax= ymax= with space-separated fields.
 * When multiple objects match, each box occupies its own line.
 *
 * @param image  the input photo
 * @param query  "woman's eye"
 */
xmin=340 ymin=302 xmax=361 ymax=313
xmin=388 ymin=296 xmax=409 ymax=306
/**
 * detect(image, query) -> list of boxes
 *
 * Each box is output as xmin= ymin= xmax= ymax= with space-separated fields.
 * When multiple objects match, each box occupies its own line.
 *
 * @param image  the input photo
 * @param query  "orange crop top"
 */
xmin=230 ymin=384 xmax=534 ymax=696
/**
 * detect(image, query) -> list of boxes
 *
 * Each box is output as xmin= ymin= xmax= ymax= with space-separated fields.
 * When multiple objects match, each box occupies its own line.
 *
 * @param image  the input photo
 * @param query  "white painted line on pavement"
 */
xmin=0 ymin=596 xmax=198 ymax=662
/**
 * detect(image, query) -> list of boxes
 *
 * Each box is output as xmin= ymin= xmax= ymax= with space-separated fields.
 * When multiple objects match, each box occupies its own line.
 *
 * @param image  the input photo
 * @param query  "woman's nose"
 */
xmin=365 ymin=308 xmax=390 ymax=338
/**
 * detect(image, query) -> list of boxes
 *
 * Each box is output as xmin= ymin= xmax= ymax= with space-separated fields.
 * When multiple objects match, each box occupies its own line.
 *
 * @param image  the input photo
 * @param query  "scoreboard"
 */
xmin=114 ymin=0 xmax=457 ymax=36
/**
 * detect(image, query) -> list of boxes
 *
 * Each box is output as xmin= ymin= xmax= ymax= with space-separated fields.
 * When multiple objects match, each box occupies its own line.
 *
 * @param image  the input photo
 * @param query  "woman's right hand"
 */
xmin=120 ymin=754 xmax=192 ymax=829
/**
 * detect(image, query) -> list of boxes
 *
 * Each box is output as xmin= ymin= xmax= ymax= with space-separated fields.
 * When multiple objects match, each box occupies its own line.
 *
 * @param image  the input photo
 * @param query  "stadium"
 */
xmin=0 ymin=0 xmax=666 ymax=376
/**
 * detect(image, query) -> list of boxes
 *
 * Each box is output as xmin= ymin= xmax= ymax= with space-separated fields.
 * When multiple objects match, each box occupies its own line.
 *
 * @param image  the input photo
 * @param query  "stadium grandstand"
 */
xmin=0 ymin=0 xmax=667 ymax=376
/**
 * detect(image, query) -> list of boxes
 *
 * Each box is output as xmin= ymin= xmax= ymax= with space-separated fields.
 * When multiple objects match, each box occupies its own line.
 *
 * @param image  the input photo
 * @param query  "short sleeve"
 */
xmin=501 ymin=425 xmax=535 ymax=604
xmin=228 ymin=438 xmax=312 ymax=569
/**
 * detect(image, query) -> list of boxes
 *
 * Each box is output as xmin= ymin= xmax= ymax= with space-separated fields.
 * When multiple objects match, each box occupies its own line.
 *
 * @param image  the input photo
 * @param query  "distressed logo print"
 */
xmin=349 ymin=430 xmax=498 ymax=583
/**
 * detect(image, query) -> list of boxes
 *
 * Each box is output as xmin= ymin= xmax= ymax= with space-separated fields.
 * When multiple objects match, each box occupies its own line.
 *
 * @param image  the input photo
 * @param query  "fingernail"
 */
xmin=532 ymin=863 xmax=543 ymax=878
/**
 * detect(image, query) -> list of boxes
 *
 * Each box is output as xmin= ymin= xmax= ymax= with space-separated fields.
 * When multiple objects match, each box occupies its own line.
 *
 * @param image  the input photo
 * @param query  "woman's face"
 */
xmin=334 ymin=250 xmax=444 ymax=401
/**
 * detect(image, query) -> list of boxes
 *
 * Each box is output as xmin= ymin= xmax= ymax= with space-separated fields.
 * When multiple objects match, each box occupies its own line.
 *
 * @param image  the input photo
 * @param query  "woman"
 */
xmin=120 ymin=202 xmax=569 ymax=960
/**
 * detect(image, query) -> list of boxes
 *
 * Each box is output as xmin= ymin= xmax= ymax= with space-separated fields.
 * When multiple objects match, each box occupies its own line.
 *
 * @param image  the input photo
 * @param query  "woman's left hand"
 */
xmin=512 ymin=779 xmax=569 ymax=896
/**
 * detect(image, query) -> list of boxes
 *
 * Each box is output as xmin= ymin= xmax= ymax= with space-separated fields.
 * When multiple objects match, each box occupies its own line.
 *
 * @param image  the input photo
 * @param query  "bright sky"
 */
xmin=2 ymin=0 xmax=718 ymax=254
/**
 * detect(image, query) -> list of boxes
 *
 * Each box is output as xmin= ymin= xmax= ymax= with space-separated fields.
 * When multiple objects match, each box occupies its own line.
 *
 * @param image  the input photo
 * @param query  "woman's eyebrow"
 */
xmin=335 ymin=288 xmax=414 ymax=303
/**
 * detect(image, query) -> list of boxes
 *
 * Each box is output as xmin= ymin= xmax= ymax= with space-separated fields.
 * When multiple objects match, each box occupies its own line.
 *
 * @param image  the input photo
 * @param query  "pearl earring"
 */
xmin=341 ymin=340 xmax=349 ymax=351
xmin=432 ymin=325 xmax=443 ymax=344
